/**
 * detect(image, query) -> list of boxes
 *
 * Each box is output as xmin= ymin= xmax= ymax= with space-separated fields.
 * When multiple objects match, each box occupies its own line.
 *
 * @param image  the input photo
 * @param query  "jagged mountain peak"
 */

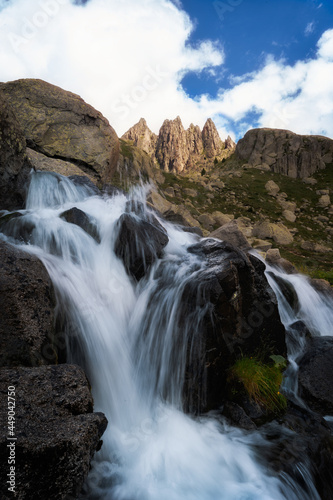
xmin=123 ymin=116 xmax=234 ymax=173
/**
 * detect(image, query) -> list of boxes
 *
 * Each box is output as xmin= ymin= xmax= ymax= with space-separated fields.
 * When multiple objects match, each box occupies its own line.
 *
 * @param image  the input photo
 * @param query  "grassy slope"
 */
xmin=158 ymin=155 xmax=333 ymax=283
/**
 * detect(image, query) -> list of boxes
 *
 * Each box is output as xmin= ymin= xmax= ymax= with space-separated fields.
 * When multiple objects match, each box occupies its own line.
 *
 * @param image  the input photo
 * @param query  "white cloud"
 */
xmin=200 ymin=29 xmax=333 ymax=139
xmin=0 ymin=0 xmax=332 ymax=142
xmin=0 ymin=0 xmax=224 ymax=135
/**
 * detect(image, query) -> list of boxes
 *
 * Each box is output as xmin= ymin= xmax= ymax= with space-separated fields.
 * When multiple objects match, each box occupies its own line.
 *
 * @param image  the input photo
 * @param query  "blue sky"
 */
xmin=0 ymin=0 xmax=332 ymax=141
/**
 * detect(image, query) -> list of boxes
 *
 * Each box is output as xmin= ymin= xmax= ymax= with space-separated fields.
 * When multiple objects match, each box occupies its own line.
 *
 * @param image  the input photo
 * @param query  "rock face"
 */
xmin=202 ymin=118 xmax=225 ymax=158
xmin=298 ymin=337 xmax=333 ymax=414
xmin=123 ymin=116 xmax=234 ymax=173
xmin=236 ymin=128 xmax=333 ymax=178
xmin=183 ymin=239 xmax=286 ymax=412
xmin=0 ymin=93 xmax=30 ymax=210
xmin=0 ymin=364 xmax=107 ymax=500
xmin=0 ymin=79 xmax=120 ymax=184
xmin=121 ymin=117 xmax=157 ymax=158
xmin=114 ymin=204 xmax=169 ymax=281
xmin=0 ymin=240 xmax=58 ymax=367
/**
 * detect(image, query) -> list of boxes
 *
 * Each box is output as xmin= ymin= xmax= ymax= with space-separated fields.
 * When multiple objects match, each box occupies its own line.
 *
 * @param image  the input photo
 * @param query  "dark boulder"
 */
xmin=60 ymin=207 xmax=100 ymax=243
xmin=298 ymin=336 xmax=333 ymax=415
xmin=183 ymin=239 xmax=286 ymax=412
xmin=68 ymin=175 xmax=101 ymax=196
xmin=259 ymin=403 xmax=333 ymax=500
xmin=0 ymin=240 xmax=58 ymax=367
xmin=0 ymin=92 xmax=30 ymax=210
xmin=114 ymin=212 xmax=169 ymax=281
xmin=0 ymin=364 xmax=107 ymax=500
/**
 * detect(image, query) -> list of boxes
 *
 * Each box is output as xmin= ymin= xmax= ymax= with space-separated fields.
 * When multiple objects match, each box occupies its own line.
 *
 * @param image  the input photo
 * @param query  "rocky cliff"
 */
xmin=122 ymin=116 xmax=235 ymax=173
xmin=236 ymin=128 xmax=333 ymax=178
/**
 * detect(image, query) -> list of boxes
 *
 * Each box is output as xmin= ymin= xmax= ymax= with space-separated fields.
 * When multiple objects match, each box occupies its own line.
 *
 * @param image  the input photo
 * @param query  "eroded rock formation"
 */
xmin=236 ymin=128 xmax=333 ymax=178
xmin=122 ymin=116 xmax=234 ymax=173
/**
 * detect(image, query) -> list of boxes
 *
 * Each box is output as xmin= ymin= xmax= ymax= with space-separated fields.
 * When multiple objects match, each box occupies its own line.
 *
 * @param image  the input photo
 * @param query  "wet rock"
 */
xmin=0 ymin=240 xmax=58 ymax=367
xmin=60 ymin=207 xmax=100 ymax=243
xmin=183 ymin=239 xmax=286 ymax=412
xmin=222 ymin=401 xmax=257 ymax=430
xmin=0 ymin=364 xmax=107 ymax=500
xmin=114 ymin=212 xmax=169 ymax=281
xmin=0 ymin=92 xmax=30 ymax=210
xmin=68 ymin=175 xmax=101 ymax=195
xmin=260 ymin=403 xmax=333 ymax=500
xmin=298 ymin=337 xmax=333 ymax=415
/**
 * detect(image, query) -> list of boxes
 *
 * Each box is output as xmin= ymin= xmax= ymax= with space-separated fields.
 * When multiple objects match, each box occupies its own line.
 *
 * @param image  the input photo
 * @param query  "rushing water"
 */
xmin=2 ymin=170 xmax=332 ymax=499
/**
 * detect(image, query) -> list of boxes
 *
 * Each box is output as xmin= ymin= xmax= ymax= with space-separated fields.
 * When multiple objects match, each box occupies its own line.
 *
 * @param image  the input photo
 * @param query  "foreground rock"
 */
xmin=0 ymin=240 xmax=57 ymax=367
xmin=0 ymin=79 xmax=120 ymax=184
xmin=236 ymin=128 xmax=333 ymax=178
xmin=115 ymin=206 xmax=169 ymax=280
xmin=182 ymin=239 xmax=286 ymax=412
xmin=0 ymin=364 xmax=107 ymax=500
xmin=0 ymin=93 xmax=30 ymax=210
xmin=298 ymin=337 xmax=333 ymax=415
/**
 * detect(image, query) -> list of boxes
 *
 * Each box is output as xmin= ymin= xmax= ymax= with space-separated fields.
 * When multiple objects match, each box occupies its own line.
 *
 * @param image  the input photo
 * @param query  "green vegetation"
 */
xmin=229 ymin=356 xmax=287 ymax=413
xmin=158 ymin=155 xmax=332 ymax=277
xmin=120 ymin=139 xmax=134 ymax=160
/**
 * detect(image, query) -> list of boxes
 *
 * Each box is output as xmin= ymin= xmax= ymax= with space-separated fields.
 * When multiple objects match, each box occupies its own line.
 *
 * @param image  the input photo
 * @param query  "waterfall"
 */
xmin=2 ymin=170 xmax=331 ymax=500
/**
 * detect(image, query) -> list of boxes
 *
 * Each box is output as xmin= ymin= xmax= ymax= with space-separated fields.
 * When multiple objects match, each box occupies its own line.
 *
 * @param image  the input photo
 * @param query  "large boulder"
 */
xmin=0 ymin=79 xmax=119 ymax=185
xmin=0 ymin=92 xmax=30 ymax=210
xmin=209 ymin=220 xmax=251 ymax=250
xmin=182 ymin=239 xmax=286 ymax=412
xmin=114 ymin=207 xmax=169 ymax=281
xmin=253 ymin=221 xmax=293 ymax=245
xmin=236 ymin=128 xmax=333 ymax=178
xmin=0 ymin=240 xmax=58 ymax=367
xmin=0 ymin=364 xmax=107 ymax=500
xmin=298 ymin=337 xmax=333 ymax=415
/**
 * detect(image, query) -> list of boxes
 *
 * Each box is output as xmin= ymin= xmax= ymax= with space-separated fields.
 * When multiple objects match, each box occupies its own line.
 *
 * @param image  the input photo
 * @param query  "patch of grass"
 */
xmin=120 ymin=139 xmax=134 ymax=160
xmin=229 ymin=356 xmax=287 ymax=413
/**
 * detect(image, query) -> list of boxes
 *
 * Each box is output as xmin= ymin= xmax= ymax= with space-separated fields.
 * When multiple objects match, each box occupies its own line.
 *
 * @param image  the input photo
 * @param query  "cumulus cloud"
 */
xmin=204 ymin=29 xmax=333 ymax=139
xmin=0 ymin=0 xmax=332 ymax=141
xmin=0 ymin=0 xmax=224 ymax=135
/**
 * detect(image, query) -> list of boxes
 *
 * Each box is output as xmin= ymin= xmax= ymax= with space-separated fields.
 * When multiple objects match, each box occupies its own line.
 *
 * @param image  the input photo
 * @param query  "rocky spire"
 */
xmin=155 ymin=116 xmax=189 ymax=173
xmin=202 ymin=118 xmax=225 ymax=158
xmin=121 ymin=118 xmax=157 ymax=158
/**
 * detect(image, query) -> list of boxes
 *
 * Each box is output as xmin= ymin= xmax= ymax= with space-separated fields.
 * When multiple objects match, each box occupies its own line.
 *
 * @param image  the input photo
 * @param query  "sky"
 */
xmin=0 ymin=0 xmax=333 ymax=141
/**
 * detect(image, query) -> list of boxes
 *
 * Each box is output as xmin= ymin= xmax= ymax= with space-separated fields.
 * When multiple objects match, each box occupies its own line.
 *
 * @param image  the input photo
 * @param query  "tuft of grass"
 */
xmin=229 ymin=356 xmax=287 ymax=413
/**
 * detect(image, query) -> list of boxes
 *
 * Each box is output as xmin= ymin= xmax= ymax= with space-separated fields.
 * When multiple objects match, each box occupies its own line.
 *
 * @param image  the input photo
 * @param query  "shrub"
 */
xmin=229 ymin=356 xmax=287 ymax=413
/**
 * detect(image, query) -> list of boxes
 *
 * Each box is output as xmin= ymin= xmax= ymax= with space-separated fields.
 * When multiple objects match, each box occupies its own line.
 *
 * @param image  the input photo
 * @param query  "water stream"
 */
xmin=1 ymin=170 xmax=332 ymax=499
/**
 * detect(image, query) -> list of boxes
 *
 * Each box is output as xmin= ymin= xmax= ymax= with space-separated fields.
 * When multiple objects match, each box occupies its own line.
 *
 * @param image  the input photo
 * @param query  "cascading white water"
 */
xmin=1 ymin=170 xmax=329 ymax=500
xmin=263 ymin=262 xmax=333 ymax=405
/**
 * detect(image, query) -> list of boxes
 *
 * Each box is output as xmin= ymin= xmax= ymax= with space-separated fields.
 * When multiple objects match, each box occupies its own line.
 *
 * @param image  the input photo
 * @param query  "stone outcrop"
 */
xmin=236 ymin=128 xmax=333 ymax=178
xmin=0 ymin=79 xmax=120 ymax=184
xmin=0 ymin=240 xmax=57 ymax=367
xmin=183 ymin=239 xmax=286 ymax=412
xmin=298 ymin=337 xmax=333 ymax=415
xmin=114 ymin=202 xmax=169 ymax=281
xmin=0 ymin=93 xmax=30 ymax=210
xmin=121 ymin=118 xmax=157 ymax=158
xmin=0 ymin=364 xmax=107 ymax=500
xmin=123 ymin=116 xmax=234 ymax=174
